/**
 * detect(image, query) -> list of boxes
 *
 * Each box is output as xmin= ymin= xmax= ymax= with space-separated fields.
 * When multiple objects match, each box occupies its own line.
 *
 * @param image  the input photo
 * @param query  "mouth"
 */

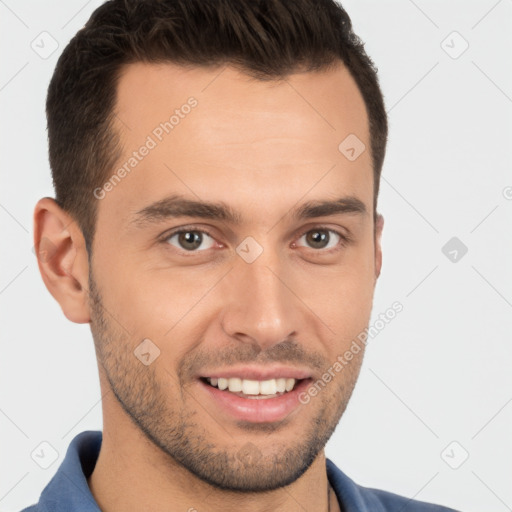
xmin=197 ymin=373 xmax=313 ymax=423
xmin=200 ymin=376 xmax=303 ymax=399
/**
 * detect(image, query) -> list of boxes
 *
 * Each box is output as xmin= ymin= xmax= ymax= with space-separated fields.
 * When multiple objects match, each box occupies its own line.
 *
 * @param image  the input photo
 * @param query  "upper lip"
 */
xmin=199 ymin=365 xmax=313 ymax=381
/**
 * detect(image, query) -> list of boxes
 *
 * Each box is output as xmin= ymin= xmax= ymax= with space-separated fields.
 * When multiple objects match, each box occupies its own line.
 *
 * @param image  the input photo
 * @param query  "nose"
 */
xmin=219 ymin=251 xmax=304 ymax=351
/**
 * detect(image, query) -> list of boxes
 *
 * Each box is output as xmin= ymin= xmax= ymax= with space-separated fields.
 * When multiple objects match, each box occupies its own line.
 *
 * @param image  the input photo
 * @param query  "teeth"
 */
xmin=206 ymin=377 xmax=298 ymax=395
xmin=260 ymin=379 xmax=277 ymax=394
xmin=285 ymin=378 xmax=295 ymax=392
xmin=242 ymin=379 xmax=260 ymax=395
xmin=228 ymin=377 xmax=242 ymax=392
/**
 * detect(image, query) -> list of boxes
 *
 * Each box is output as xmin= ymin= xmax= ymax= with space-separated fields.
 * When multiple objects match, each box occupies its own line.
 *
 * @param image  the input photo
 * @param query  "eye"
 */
xmin=295 ymin=228 xmax=345 ymax=251
xmin=165 ymin=229 xmax=216 ymax=251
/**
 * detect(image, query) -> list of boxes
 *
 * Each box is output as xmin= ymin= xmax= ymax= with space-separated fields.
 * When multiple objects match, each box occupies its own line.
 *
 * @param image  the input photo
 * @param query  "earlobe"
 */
xmin=374 ymin=213 xmax=384 ymax=280
xmin=33 ymin=197 xmax=91 ymax=324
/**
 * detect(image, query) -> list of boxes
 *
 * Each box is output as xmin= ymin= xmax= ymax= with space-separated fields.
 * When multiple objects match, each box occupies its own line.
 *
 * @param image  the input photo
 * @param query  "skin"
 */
xmin=34 ymin=61 xmax=383 ymax=512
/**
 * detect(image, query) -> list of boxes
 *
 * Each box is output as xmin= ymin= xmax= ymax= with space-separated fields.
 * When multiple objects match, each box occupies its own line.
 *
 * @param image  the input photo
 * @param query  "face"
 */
xmin=87 ymin=61 xmax=382 ymax=491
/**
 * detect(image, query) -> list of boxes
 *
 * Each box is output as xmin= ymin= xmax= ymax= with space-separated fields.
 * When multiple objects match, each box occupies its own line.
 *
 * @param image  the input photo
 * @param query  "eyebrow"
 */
xmin=130 ymin=194 xmax=367 ymax=228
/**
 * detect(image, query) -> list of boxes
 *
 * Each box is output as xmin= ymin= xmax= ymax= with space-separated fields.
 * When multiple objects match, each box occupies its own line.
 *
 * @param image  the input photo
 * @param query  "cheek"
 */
xmin=306 ymin=273 xmax=374 ymax=339
xmin=300 ymin=243 xmax=377 ymax=330
xmin=97 ymin=255 xmax=222 ymax=342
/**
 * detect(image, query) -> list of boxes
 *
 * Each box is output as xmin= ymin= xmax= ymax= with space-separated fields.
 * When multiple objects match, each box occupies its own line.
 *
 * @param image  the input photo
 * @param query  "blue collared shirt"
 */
xmin=20 ymin=430 xmax=459 ymax=511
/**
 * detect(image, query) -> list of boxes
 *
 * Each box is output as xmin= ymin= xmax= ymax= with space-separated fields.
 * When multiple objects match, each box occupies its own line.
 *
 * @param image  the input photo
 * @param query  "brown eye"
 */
xmin=306 ymin=230 xmax=329 ymax=249
xmin=166 ymin=230 xmax=215 ymax=251
xmin=297 ymin=229 xmax=343 ymax=251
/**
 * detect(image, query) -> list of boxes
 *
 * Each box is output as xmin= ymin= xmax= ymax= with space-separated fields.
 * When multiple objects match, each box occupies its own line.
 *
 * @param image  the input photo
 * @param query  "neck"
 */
xmin=88 ymin=394 xmax=337 ymax=512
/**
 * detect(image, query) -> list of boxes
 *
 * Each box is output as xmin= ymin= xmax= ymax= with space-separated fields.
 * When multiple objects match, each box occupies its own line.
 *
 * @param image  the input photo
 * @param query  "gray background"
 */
xmin=1 ymin=1 xmax=511 ymax=511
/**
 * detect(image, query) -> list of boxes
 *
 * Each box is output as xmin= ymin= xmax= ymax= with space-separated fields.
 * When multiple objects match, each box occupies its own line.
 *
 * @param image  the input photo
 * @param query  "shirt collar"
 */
xmin=37 ymin=430 xmax=102 ymax=512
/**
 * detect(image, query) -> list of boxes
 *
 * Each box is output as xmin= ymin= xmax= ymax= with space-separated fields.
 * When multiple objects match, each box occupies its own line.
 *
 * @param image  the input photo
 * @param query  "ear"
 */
xmin=374 ymin=213 xmax=384 ymax=281
xmin=33 ymin=197 xmax=91 ymax=323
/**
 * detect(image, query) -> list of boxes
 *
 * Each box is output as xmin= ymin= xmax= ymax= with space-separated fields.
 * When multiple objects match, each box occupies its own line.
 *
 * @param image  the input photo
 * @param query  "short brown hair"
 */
xmin=47 ymin=0 xmax=388 ymax=255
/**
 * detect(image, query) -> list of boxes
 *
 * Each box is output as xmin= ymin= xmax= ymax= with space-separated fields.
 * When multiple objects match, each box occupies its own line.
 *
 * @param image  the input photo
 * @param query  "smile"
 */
xmin=204 ymin=376 xmax=299 ymax=398
xmin=198 ymin=376 xmax=312 ymax=422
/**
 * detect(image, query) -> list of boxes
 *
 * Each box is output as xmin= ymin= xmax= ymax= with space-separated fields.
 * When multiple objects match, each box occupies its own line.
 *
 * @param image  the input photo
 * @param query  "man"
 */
xmin=25 ymin=0 xmax=459 ymax=510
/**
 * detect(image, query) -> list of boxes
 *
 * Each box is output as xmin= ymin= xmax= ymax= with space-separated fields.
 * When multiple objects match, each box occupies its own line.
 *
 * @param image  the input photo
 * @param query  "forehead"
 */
xmin=100 ymin=61 xmax=372 ymax=229
xmin=114 ymin=61 xmax=368 ymax=147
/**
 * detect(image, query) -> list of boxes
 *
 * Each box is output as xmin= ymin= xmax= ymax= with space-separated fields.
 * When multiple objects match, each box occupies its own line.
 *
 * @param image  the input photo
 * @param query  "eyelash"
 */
xmin=160 ymin=225 xmax=351 ymax=254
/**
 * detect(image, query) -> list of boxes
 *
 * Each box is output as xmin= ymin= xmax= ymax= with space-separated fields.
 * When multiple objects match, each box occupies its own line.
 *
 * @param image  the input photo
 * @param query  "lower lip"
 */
xmin=198 ymin=378 xmax=311 ymax=423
